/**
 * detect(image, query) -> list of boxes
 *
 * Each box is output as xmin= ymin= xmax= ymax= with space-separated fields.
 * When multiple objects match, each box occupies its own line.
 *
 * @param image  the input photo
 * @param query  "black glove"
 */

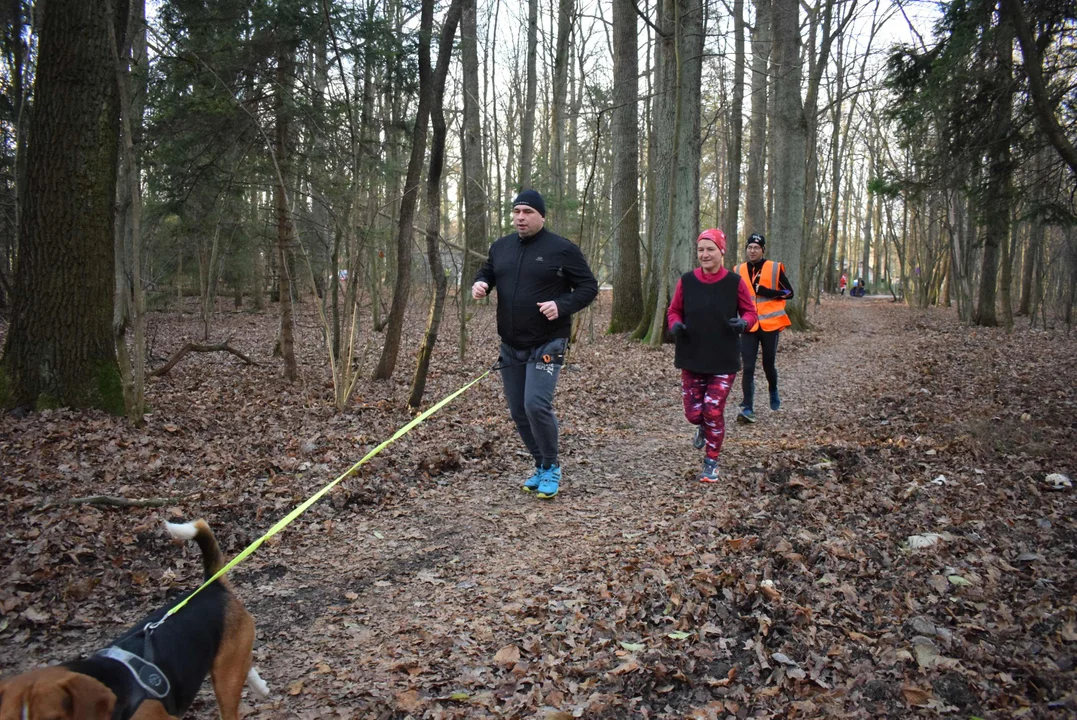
xmin=670 ymin=321 xmax=687 ymax=338
xmin=727 ymin=317 xmax=748 ymax=334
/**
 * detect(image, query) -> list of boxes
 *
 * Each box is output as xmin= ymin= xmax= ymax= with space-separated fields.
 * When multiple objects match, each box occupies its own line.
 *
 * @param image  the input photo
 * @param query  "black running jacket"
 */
xmin=474 ymin=227 xmax=598 ymax=350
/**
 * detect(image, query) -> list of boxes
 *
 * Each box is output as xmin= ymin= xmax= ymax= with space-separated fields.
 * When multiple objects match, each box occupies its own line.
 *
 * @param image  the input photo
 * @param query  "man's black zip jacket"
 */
xmin=474 ymin=227 xmax=599 ymax=350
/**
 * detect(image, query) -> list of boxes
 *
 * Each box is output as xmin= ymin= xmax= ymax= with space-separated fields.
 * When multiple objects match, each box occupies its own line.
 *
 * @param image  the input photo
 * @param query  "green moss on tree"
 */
xmin=34 ymin=394 xmax=62 ymax=411
xmin=29 ymin=362 xmax=124 ymax=415
xmin=93 ymin=361 xmax=126 ymax=415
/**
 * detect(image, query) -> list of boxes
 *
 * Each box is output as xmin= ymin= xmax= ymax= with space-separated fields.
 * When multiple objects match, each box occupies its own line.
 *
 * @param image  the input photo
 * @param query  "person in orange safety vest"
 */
xmin=734 ymin=233 xmax=794 ymax=423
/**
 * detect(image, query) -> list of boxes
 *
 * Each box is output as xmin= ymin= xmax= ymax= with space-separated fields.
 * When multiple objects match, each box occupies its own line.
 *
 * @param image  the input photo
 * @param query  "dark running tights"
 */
xmin=740 ymin=329 xmax=779 ymax=408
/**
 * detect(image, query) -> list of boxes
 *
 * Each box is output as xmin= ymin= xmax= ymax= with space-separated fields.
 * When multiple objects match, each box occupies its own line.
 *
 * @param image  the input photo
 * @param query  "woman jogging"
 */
xmin=667 ymin=229 xmax=757 ymax=483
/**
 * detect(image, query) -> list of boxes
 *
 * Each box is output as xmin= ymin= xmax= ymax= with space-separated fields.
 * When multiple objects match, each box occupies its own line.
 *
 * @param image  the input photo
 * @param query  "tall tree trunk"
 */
xmin=251 ymin=191 xmax=266 ymax=311
xmin=409 ymin=0 xmax=462 ymax=409
xmin=973 ymin=1 xmax=1014 ymax=327
xmin=8 ymin=0 xmax=27 ymax=264
xmin=275 ymin=48 xmax=298 ymax=381
xmin=2 ymin=0 xmax=128 ymax=412
xmin=311 ymin=34 xmax=335 ymax=356
xmin=112 ymin=0 xmax=147 ymax=424
xmin=200 ymin=220 xmax=223 ymax=341
xmin=744 ymin=0 xmax=770 ymax=236
xmin=374 ymin=0 xmax=435 ymax=380
xmin=1064 ymin=230 xmax=1077 ymax=329
xmin=460 ymin=0 xmax=487 ymax=357
xmin=645 ymin=0 xmax=703 ymax=345
xmin=861 ymin=135 xmax=875 ymax=284
xmin=799 ymin=0 xmax=834 ymax=303
xmin=567 ymin=45 xmax=583 ymax=225
xmin=1000 ymin=213 xmax=1018 ymax=327
xmin=724 ymin=0 xmax=745 ymax=268
xmin=873 ymin=185 xmax=884 ymax=289
xmin=823 ymin=65 xmax=843 ymax=293
xmin=608 ymin=0 xmax=643 ymax=332
xmin=769 ymin=0 xmax=807 ymax=326
xmin=518 ymin=0 xmax=538 ymax=188
xmin=1018 ymin=218 xmax=1042 ymax=316
xmin=549 ymin=0 xmax=575 ymax=221
xmin=633 ymin=11 xmax=657 ymax=339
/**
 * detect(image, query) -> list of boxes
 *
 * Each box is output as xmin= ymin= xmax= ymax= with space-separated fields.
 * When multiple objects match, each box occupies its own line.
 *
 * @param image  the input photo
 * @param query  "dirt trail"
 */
xmin=4 ymin=298 xmax=1073 ymax=719
xmin=237 ymin=299 xmax=918 ymax=717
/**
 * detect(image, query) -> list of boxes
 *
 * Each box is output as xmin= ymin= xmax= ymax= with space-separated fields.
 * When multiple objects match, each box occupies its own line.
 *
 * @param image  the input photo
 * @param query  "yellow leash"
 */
xmin=157 ymin=369 xmax=491 ymax=623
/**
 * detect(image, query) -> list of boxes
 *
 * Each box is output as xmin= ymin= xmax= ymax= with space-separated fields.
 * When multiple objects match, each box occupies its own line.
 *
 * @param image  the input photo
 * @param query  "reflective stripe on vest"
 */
xmin=737 ymin=260 xmax=791 ymax=332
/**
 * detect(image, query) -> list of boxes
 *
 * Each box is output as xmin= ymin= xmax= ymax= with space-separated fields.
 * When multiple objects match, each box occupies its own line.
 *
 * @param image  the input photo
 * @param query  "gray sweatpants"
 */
xmin=499 ymin=337 xmax=567 ymax=468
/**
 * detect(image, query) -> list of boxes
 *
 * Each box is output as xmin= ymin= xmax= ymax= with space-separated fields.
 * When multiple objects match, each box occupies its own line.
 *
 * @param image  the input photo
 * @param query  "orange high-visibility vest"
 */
xmin=737 ymin=260 xmax=791 ymax=332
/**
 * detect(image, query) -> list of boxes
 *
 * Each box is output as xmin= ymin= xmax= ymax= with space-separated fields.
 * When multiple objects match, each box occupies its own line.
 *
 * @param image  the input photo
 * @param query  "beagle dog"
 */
xmin=0 ymin=520 xmax=268 ymax=719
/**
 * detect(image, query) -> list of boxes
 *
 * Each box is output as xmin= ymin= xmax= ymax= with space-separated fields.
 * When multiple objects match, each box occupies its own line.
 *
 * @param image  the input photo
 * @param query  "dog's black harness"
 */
xmin=96 ymin=646 xmax=170 ymax=701
xmin=67 ymin=627 xmax=182 ymax=720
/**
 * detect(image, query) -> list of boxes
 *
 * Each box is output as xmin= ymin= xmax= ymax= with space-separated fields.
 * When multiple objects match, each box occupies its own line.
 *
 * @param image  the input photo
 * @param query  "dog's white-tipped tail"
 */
xmin=246 ymin=667 xmax=270 ymax=697
xmin=164 ymin=521 xmax=198 ymax=541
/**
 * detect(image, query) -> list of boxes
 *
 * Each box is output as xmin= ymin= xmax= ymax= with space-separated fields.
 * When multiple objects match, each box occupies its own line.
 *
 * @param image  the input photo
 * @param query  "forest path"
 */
xmin=239 ymin=298 xmax=909 ymax=717
xmin=4 ymin=297 xmax=1072 ymax=719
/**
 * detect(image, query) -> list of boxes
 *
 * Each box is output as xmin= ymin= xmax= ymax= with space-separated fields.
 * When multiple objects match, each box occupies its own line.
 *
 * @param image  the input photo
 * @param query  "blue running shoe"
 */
xmin=699 ymin=458 xmax=720 ymax=483
xmin=536 ymin=465 xmax=561 ymax=499
xmin=737 ymin=408 xmax=757 ymax=424
xmin=522 ymin=466 xmax=543 ymax=493
xmin=693 ymin=425 xmax=706 ymax=450
xmin=769 ymin=389 xmax=781 ymax=411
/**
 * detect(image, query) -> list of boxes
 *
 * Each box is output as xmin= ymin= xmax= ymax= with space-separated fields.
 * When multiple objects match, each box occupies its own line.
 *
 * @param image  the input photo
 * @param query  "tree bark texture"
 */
xmin=518 ymin=0 xmax=539 ymax=189
xmin=2 ymin=0 xmax=129 ymax=412
xmin=112 ymin=0 xmax=147 ymax=424
xmin=768 ymin=0 xmax=807 ymax=326
xmin=1018 ymin=217 xmax=1042 ymax=316
xmin=374 ymin=0 xmax=434 ymax=380
xmin=642 ymin=0 xmax=704 ymax=344
xmin=608 ymin=0 xmax=643 ymax=333
xmin=2 ymin=0 xmax=27 ymax=306
xmin=974 ymin=1 xmax=1014 ymax=327
xmin=823 ymin=58 xmax=843 ymax=293
xmin=724 ymin=0 xmax=745 ymax=268
xmin=550 ymin=0 xmax=575 ymax=220
xmin=251 ymin=191 xmax=266 ymax=310
xmin=861 ymin=150 xmax=874 ymax=285
xmin=275 ymin=48 xmax=298 ymax=381
xmin=999 ymin=212 xmax=1017 ymax=327
xmin=461 ymin=0 xmax=487 ymax=292
xmin=744 ymin=0 xmax=770 ymax=237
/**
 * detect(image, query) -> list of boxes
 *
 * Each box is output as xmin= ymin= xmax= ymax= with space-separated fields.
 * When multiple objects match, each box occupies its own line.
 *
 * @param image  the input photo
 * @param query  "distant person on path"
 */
xmin=734 ymin=233 xmax=794 ymax=423
xmin=839 ymin=273 xmax=847 ymax=296
xmin=472 ymin=189 xmax=598 ymax=499
xmin=667 ymin=229 xmax=757 ymax=483
xmin=850 ymin=278 xmax=866 ymax=297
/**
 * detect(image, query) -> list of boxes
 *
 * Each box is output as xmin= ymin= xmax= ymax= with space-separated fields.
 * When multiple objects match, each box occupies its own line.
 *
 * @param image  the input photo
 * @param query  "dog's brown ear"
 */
xmin=61 ymin=673 xmax=116 ymax=720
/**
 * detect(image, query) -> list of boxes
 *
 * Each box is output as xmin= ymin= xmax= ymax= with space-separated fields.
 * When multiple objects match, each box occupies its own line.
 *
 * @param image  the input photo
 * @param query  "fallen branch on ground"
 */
xmin=148 ymin=340 xmax=258 ymax=377
xmin=39 ymin=492 xmax=201 ymax=511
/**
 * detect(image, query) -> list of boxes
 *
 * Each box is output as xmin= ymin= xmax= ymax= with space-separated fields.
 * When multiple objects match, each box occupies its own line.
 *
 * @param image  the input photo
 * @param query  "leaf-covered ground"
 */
xmin=2 ymin=297 xmax=1075 ymax=719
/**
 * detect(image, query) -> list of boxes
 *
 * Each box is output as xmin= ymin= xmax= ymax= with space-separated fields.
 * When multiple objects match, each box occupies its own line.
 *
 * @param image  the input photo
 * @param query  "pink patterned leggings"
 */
xmin=681 ymin=369 xmax=736 ymax=460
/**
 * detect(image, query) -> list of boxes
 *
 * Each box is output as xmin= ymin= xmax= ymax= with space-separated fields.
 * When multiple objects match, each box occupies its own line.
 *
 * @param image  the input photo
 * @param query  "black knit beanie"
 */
xmin=747 ymin=232 xmax=765 ymax=249
xmin=513 ymin=189 xmax=546 ymax=217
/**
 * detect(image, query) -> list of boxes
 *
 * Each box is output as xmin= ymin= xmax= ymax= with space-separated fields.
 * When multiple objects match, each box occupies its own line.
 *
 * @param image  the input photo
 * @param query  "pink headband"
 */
xmin=696 ymin=228 xmax=727 ymax=253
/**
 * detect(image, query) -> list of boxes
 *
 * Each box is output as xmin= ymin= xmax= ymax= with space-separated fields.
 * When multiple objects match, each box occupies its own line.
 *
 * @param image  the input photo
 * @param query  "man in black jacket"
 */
xmin=472 ymin=189 xmax=598 ymax=499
